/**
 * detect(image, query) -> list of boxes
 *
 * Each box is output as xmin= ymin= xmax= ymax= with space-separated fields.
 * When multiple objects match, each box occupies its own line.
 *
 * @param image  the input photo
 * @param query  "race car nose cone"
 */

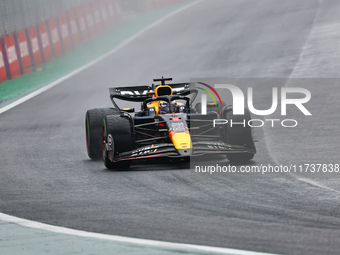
xmin=178 ymin=148 xmax=193 ymax=156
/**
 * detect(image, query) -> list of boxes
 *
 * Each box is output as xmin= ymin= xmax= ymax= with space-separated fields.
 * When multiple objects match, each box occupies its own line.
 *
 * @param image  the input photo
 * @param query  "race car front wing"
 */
xmin=106 ymin=141 xmax=256 ymax=163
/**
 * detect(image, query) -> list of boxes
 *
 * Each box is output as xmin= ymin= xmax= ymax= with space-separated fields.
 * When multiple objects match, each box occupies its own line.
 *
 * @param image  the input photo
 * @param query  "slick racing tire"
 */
xmin=102 ymin=114 xmax=133 ymax=170
xmin=86 ymin=108 xmax=119 ymax=160
xmin=223 ymin=106 xmax=256 ymax=163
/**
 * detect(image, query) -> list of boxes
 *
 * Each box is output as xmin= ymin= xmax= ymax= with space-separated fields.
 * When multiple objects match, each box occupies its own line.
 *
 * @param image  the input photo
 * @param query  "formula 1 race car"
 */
xmin=85 ymin=77 xmax=256 ymax=169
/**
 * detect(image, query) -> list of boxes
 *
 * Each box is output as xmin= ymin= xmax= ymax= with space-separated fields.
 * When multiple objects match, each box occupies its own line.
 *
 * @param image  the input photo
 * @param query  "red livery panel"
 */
xmin=0 ymin=45 xmax=7 ymax=81
xmin=83 ymin=3 xmax=96 ymax=37
xmin=38 ymin=22 xmax=52 ymax=62
xmin=75 ymin=6 xmax=89 ymax=41
xmin=27 ymin=26 xmax=42 ymax=65
xmin=67 ymin=10 xmax=80 ymax=45
xmin=3 ymin=34 xmax=20 ymax=77
xmin=16 ymin=30 xmax=32 ymax=72
xmin=58 ymin=13 xmax=72 ymax=51
xmin=47 ymin=18 xmax=62 ymax=57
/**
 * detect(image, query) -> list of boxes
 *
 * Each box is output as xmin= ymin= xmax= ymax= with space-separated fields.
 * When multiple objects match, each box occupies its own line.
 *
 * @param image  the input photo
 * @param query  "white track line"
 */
xmin=0 ymin=213 xmax=279 ymax=255
xmin=0 ymin=0 xmax=203 ymax=116
xmin=0 ymin=1 xmax=279 ymax=254
xmin=264 ymin=132 xmax=339 ymax=194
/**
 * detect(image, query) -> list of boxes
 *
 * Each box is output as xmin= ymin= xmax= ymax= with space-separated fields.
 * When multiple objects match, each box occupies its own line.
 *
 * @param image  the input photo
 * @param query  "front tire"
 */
xmin=86 ymin=108 xmax=119 ymax=160
xmin=102 ymin=114 xmax=133 ymax=170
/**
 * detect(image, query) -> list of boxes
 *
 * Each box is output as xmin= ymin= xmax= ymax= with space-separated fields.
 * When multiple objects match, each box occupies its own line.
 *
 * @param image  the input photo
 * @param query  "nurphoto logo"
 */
xmin=199 ymin=83 xmax=312 ymax=128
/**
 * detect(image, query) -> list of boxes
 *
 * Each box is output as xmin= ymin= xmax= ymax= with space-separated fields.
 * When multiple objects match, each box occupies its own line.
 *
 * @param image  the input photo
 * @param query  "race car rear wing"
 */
xmin=109 ymin=83 xmax=197 ymax=104
xmin=109 ymin=86 xmax=152 ymax=102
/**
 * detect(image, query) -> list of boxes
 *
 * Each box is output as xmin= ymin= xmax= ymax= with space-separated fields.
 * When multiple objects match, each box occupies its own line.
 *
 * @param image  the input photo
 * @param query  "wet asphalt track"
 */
xmin=1 ymin=0 xmax=340 ymax=254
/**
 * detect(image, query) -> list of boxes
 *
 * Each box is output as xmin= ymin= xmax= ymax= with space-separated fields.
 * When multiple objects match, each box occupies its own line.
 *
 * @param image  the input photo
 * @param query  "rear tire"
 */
xmin=85 ymin=108 xmax=119 ymax=160
xmin=223 ymin=106 xmax=256 ymax=163
xmin=102 ymin=114 xmax=133 ymax=170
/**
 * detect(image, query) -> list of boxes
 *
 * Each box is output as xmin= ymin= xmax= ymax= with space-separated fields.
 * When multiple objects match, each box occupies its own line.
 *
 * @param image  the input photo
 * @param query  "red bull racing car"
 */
xmin=85 ymin=78 xmax=256 ymax=169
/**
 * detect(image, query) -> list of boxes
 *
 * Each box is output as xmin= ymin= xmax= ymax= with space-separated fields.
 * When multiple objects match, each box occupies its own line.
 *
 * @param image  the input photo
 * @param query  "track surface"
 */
xmin=1 ymin=1 xmax=340 ymax=254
